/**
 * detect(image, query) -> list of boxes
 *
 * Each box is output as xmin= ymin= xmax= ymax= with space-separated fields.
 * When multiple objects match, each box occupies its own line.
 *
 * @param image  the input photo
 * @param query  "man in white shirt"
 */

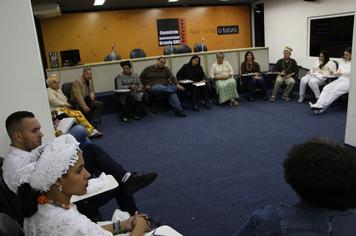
xmin=3 ymin=111 xmax=157 ymax=219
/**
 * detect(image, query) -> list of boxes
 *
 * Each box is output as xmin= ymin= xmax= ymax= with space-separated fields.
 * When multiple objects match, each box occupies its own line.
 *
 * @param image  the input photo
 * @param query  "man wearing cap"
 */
xmin=270 ymin=47 xmax=298 ymax=102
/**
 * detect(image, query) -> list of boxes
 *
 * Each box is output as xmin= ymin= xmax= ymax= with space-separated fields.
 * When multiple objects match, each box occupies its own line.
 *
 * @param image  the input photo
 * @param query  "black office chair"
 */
xmin=163 ymin=46 xmax=178 ymax=55
xmin=62 ymin=82 xmax=73 ymax=100
xmin=177 ymin=44 xmax=192 ymax=54
xmin=0 ymin=157 xmax=24 ymax=227
xmin=194 ymin=43 xmax=208 ymax=52
xmin=130 ymin=48 xmax=146 ymax=58
xmin=0 ymin=213 xmax=24 ymax=236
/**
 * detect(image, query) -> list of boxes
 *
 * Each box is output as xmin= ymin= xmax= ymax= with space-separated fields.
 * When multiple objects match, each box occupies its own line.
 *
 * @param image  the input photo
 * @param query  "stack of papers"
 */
xmin=193 ymin=81 xmax=206 ymax=87
xmin=114 ymin=89 xmax=130 ymax=93
xmin=179 ymin=79 xmax=194 ymax=84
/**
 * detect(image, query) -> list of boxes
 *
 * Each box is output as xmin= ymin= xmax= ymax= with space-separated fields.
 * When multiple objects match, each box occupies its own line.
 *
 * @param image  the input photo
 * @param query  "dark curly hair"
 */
xmin=284 ymin=138 xmax=356 ymax=210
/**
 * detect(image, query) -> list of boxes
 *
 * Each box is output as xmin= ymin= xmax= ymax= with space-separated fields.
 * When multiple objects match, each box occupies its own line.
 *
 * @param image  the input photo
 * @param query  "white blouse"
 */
xmin=309 ymin=60 xmax=337 ymax=76
xmin=210 ymin=61 xmax=234 ymax=79
xmin=24 ymin=204 xmax=112 ymax=236
xmin=337 ymin=60 xmax=352 ymax=80
xmin=47 ymin=87 xmax=70 ymax=111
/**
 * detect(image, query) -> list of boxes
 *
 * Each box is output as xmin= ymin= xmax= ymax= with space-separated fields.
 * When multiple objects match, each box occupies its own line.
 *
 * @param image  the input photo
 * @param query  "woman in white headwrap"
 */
xmin=17 ymin=135 xmax=180 ymax=236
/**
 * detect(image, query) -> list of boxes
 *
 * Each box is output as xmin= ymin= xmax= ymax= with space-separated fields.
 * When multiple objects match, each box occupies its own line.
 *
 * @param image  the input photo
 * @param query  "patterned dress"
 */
xmin=210 ymin=61 xmax=238 ymax=103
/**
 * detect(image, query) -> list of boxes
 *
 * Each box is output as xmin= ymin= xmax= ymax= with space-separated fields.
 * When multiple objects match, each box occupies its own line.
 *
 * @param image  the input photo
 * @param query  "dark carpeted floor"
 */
xmin=93 ymin=98 xmax=347 ymax=236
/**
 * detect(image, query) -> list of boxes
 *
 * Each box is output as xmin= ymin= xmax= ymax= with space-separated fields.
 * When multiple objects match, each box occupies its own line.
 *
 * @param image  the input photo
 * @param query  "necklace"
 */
xmin=38 ymin=194 xmax=71 ymax=210
xmin=246 ymin=62 xmax=253 ymax=72
xmin=282 ymin=59 xmax=291 ymax=71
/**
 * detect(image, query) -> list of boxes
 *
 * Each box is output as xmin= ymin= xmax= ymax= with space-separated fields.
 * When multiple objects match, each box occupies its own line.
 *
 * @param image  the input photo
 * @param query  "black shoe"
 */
xmin=263 ymin=95 xmax=268 ymax=101
xmin=122 ymin=172 xmax=158 ymax=195
xmin=247 ymin=97 xmax=255 ymax=102
xmin=204 ymin=100 xmax=211 ymax=109
xmin=175 ymin=109 xmax=186 ymax=117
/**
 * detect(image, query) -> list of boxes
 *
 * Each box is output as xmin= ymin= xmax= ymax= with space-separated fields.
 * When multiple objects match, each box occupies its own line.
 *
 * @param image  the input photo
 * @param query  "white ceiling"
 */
xmin=31 ymin=0 xmax=257 ymax=13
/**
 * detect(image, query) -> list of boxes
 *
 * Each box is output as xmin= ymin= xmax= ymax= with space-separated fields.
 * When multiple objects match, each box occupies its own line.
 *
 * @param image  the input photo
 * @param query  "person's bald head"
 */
xmin=6 ymin=111 xmax=43 ymax=151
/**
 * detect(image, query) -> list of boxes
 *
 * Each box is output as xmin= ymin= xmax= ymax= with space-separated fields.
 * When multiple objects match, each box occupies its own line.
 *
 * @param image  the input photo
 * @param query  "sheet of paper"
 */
xmin=56 ymin=117 xmax=75 ymax=134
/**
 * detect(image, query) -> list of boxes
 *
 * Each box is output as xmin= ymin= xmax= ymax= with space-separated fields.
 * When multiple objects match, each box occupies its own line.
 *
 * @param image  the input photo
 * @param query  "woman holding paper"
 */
xmin=177 ymin=55 xmax=211 ymax=110
xmin=18 ymin=134 xmax=181 ymax=236
xmin=309 ymin=47 xmax=352 ymax=114
xmin=210 ymin=52 xmax=239 ymax=106
xmin=115 ymin=61 xmax=146 ymax=122
xmin=298 ymin=50 xmax=337 ymax=103
xmin=240 ymin=51 xmax=268 ymax=102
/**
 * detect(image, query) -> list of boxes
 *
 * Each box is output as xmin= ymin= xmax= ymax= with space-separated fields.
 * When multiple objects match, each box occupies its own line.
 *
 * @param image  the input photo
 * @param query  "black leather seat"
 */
xmin=62 ymin=82 xmax=73 ymax=100
xmin=163 ymin=46 xmax=178 ymax=55
xmin=0 ymin=157 xmax=24 ymax=226
xmin=177 ymin=44 xmax=192 ymax=54
xmin=130 ymin=48 xmax=146 ymax=58
xmin=0 ymin=213 xmax=24 ymax=236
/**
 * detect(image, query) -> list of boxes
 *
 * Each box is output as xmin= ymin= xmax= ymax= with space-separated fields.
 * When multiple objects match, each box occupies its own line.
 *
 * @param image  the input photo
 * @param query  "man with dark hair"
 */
xmin=3 ymin=111 xmax=157 ymax=218
xmin=235 ymin=138 xmax=356 ymax=235
xmin=140 ymin=57 xmax=187 ymax=117
xmin=71 ymin=67 xmax=104 ymax=125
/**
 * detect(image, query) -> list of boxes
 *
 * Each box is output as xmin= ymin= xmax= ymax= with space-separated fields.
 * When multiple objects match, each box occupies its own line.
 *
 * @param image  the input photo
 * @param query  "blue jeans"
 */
xmin=245 ymin=75 xmax=267 ymax=98
xmin=151 ymin=84 xmax=182 ymax=111
xmin=68 ymin=125 xmax=92 ymax=150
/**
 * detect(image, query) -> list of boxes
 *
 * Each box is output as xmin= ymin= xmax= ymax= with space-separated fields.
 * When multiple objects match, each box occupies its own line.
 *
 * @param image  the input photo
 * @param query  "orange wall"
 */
xmin=41 ymin=6 xmax=251 ymax=67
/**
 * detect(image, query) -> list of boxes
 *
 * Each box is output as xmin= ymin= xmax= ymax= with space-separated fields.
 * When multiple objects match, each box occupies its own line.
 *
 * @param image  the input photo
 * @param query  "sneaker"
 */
xmin=309 ymin=102 xmax=323 ymax=110
xmin=89 ymin=129 xmax=103 ymax=139
xmin=263 ymin=95 xmax=269 ymax=101
xmin=298 ymin=95 xmax=304 ymax=103
xmin=122 ymin=172 xmax=158 ymax=195
xmin=247 ymin=97 xmax=255 ymax=102
xmin=269 ymin=96 xmax=276 ymax=102
xmin=175 ymin=109 xmax=186 ymax=117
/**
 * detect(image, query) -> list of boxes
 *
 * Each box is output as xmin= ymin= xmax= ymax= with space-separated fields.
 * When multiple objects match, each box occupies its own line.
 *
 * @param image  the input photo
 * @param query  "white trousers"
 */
xmin=315 ymin=77 xmax=350 ymax=109
xmin=299 ymin=74 xmax=326 ymax=98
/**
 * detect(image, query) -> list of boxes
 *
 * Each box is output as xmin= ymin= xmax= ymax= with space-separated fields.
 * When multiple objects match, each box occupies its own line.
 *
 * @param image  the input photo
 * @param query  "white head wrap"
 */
xmin=16 ymin=134 xmax=80 ymax=192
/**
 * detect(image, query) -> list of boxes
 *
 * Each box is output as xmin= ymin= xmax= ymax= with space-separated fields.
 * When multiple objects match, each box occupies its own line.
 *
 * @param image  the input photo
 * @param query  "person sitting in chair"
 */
xmin=309 ymin=47 xmax=352 ymax=114
xmin=46 ymin=74 xmax=103 ymax=138
xmin=17 ymin=134 xmax=180 ymax=236
xmin=3 ymin=111 xmax=158 ymax=220
xmin=298 ymin=50 xmax=337 ymax=103
xmin=235 ymin=138 xmax=356 ymax=235
xmin=140 ymin=57 xmax=186 ymax=117
xmin=240 ymin=51 xmax=268 ymax=102
xmin=270 ymin=47 xmax=298 ymax=102
xmin=176 ymin=55 xmax=211 ymax=111
xmin=71 ymin=67 xmax=104 ymax=125
xmin=210 ymin=52 xmax=239 ymax=106
xmin=115 ymin=61 xmax=146 ymax=122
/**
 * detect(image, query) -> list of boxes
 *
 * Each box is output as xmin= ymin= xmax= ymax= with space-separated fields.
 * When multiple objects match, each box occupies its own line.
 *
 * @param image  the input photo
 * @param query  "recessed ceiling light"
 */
xmin=168 ymin=0 xmax=179 ymax=2
xmin=94 ymin=0 xmax=105 ymax=6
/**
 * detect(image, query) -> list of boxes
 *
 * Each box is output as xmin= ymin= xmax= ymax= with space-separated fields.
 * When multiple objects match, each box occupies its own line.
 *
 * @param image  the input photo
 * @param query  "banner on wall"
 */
xmin=217 ymin=25 xmax=239 ymax=35
xmin=157 ymin=18 xmax=187 ymax=47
